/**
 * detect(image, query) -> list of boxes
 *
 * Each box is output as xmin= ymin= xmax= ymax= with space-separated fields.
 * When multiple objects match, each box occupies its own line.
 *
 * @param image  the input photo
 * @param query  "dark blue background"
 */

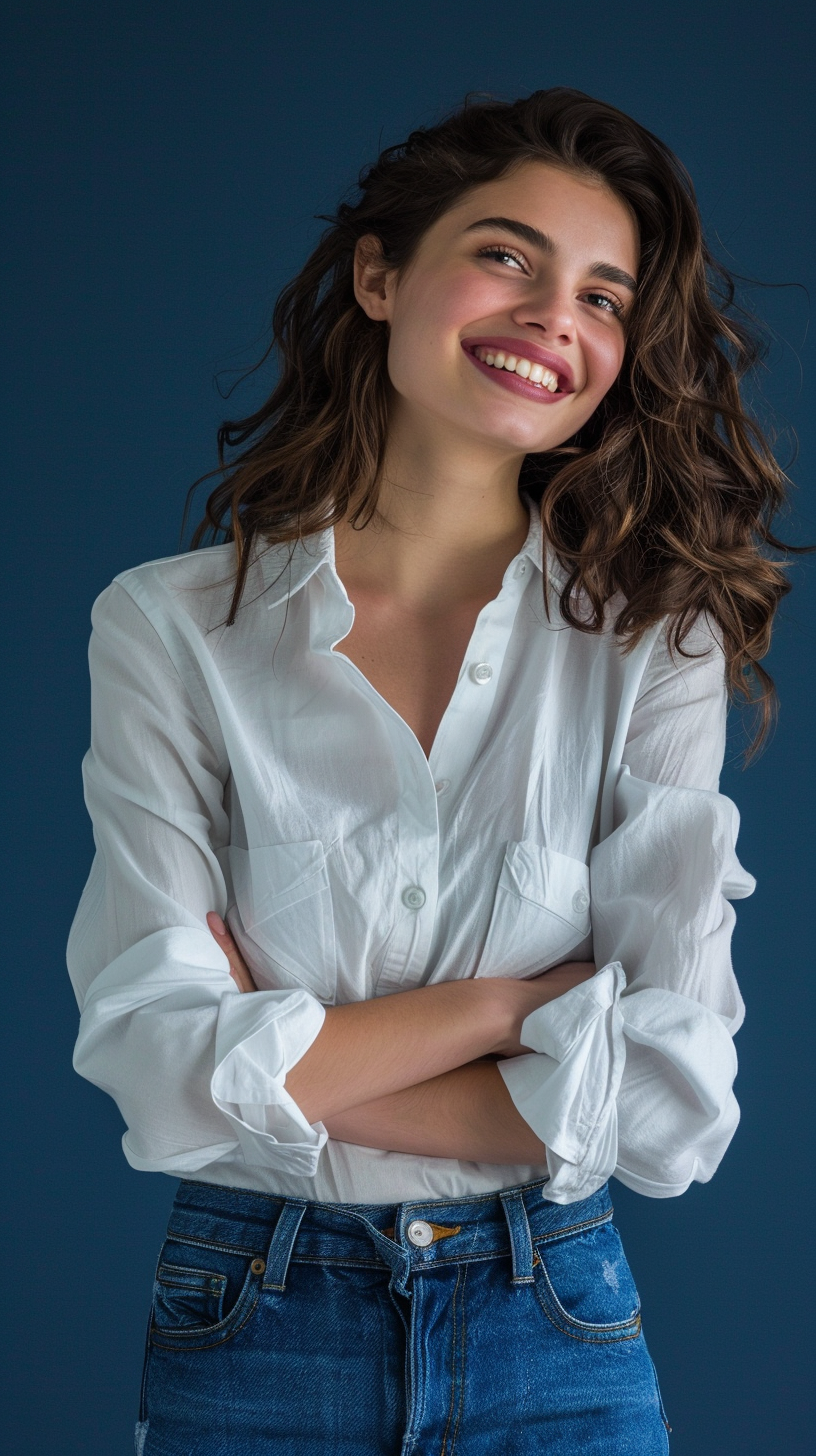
xmin=5 ymin=3 xmax=813 ymax=1450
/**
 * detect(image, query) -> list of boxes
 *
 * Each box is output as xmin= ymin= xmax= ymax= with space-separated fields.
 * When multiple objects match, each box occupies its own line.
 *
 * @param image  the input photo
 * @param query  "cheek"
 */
xmin=584 ymin=328 xmax=626 ymax=400
xmin=386 ymin=272 xmax=495 ymax=394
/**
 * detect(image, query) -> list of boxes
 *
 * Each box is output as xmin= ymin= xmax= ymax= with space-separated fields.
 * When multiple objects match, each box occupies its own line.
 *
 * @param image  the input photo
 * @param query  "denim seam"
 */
xmin=440 ymin=1262 xmax=463 ymax=1456
xmin=162 ymin=1208 xmax=612 ymax=1270
xmin=531 ymin=1209 xmax=614 ymax=1245
xmin=448 ymin=1261 xmax=468 ymax=1455
xmin=165 ymin=1229 xmax=268 ymax=1258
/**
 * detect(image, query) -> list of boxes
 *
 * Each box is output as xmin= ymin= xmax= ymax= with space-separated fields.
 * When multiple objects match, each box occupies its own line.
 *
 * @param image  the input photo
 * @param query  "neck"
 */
xmin=333 ymin=408 xmax=530 ymax=610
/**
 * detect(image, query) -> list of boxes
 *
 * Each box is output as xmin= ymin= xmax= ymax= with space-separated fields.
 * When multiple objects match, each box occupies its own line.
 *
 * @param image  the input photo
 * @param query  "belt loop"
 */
xmin=263 ymin=1199 xmax=308 ymax=1292
xmin=499 ymin=1189 xmax=535 ymax=1286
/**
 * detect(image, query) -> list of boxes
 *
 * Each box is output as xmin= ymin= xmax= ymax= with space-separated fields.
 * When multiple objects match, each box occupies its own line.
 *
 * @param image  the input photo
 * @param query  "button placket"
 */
xmin=428 ymin=566 xmax=530 ymax=799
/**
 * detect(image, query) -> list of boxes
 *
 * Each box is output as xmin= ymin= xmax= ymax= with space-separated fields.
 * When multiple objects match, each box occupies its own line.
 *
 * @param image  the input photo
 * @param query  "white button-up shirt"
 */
xmin=67 ymin=495 xmax=755 ymax=1206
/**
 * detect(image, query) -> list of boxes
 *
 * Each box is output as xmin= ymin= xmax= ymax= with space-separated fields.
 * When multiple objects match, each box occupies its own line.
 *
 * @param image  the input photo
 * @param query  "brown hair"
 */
xmin=186 ymin=86 xmax=799 ymax=754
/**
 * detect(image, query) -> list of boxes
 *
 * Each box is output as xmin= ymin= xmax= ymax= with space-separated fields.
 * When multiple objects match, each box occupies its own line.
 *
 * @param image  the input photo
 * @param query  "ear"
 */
xmin=353 ymin=233 xmax=396 ymax=323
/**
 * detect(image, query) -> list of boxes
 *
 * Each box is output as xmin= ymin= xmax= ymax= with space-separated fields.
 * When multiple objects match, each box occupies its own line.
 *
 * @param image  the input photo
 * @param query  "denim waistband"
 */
xmin=169 ymin=1177 xmax=613 ymax=1301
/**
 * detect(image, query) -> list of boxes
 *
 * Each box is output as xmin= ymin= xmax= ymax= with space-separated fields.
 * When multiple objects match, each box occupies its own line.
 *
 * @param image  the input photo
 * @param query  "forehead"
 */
xmin=437 ymin=160 xmax=639 ymax=261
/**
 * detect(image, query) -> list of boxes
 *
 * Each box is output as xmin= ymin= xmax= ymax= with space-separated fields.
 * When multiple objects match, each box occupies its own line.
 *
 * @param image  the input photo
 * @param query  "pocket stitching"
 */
xmin=536 ymin=1257 xmax=642 ymax=1332
xmin=476 ymin=839 xmax=591 ymax=979
xmin=531 ymin=1224 xmax=642 ymax=1343
xmin=150 ymin=1283 xmax=260 ymax=1351
xmin=150 ymin=1254 xmax=262 ymax=1349
xmin=156 ymin=1263 xmax=226 ymax=1293
xmin=228 ymin=840 xmax=337 ymax=999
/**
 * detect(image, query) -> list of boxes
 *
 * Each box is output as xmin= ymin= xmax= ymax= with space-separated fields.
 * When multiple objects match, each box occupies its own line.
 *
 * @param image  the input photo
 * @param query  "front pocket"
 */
xmin=474 ymin=841 xmax=592 ymax=979
xmin=150 ymin=1238 xmax=263 ymax=1351
xmin=533 ymin=1219 xmax=642 ymax=1342
xmin=154 ymin=1263 xmax=226 ymax=1329
xmin=228 ymin=841 xmax=337 ymax=1002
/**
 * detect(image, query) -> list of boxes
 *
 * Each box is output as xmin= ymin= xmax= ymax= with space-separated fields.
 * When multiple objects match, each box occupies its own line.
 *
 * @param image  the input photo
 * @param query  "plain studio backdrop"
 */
xmin=3 ymin=2 xmax=813 ymax=1451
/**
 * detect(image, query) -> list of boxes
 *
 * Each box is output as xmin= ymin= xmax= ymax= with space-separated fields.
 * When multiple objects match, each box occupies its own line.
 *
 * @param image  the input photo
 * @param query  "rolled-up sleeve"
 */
xmin=498 ymin=616 xmax=755 ymax=1202
xmin=66 ymin=579 xmax=328 ymax=1177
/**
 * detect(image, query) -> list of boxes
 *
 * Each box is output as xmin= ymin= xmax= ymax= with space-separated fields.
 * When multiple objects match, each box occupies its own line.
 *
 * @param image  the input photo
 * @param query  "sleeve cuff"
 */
xmin=212 ymin=989 xmax=329 ymax=1176
xmin=497 ymin=960 xmax=742 ymax=1204
xmin=497 ymin=962 xmax=627 ymax=1203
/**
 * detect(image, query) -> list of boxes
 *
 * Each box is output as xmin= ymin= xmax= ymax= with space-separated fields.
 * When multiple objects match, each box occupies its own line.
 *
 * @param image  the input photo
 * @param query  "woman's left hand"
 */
xmin=206 ymin=912 xmax=258 ymax=992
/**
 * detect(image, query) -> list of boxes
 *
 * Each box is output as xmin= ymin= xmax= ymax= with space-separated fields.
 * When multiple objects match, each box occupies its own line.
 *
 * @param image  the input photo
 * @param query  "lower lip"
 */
xmin=463 ymin=345 xmax=572 ymax=404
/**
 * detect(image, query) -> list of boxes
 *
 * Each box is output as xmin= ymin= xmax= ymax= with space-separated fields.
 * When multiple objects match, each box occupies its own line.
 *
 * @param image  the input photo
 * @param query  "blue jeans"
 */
xmin=136 ymin=1175 xmax=671 ymax=1453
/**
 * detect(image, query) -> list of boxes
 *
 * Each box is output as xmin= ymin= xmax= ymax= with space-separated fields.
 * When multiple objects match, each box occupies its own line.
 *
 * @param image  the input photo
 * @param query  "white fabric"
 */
xmin=67 ymin=494 xmax=754 ymax=1204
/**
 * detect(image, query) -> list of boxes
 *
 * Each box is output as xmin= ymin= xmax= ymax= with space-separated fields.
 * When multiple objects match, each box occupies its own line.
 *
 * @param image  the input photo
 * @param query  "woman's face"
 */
xmin=357 ymin=160 xmax=639 ymax=458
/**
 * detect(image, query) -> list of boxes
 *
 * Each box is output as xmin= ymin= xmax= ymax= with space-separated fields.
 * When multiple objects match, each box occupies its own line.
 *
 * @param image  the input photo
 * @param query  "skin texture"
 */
xmin=207 ymin=162 xmax=639 ymax=1161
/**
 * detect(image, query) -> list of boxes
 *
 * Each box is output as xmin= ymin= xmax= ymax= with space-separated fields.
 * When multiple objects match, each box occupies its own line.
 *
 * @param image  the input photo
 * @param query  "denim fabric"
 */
xmin=136 ymin=1175 xmax=671 ymax=1454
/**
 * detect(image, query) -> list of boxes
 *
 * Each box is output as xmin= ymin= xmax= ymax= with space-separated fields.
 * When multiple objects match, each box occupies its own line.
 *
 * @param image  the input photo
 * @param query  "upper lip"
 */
xmin=461 ymin=337 xmax=575 ymax=392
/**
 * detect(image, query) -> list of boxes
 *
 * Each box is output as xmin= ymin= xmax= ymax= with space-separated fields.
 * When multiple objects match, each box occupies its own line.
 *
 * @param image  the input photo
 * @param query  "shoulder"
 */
xmin=636 ymin=611 xmax=727 ymax=702
xmin=94 ymin=542 xmax=238 ymax=631
xmin=90 ymin=537 xmax=286 ymax=640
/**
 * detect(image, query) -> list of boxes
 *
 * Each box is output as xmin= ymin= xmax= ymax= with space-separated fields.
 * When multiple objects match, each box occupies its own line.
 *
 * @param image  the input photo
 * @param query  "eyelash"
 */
xmin=475 ymin=245 xmax=626 ymax=319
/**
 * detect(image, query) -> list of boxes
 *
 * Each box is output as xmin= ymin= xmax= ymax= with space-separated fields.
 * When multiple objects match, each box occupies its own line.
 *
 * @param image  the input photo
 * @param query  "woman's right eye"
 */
xmin=476 ymin=245 xmax=528 ymax=272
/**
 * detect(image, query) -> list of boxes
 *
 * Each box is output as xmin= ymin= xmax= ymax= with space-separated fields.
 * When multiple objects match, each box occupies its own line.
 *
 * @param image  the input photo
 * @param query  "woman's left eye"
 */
xmin=584 ymin=291 xmax=624 ymax=318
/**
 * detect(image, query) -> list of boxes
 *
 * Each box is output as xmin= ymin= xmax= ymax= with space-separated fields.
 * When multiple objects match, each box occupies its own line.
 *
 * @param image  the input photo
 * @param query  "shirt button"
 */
xmin=434 ymin=779 xmax=450 ymax=796
xmin=469 ymin=662 xmax=493 ymax=685
xmin=572 ymin=889 xmax=590 ymax=914
xmin=407 ymin=1219 xmax=434 ymax=1247
xmin=514 ymin=560 xmax=528 ymax=578
xmin=402 ymin=885 xmax=426 ymax=910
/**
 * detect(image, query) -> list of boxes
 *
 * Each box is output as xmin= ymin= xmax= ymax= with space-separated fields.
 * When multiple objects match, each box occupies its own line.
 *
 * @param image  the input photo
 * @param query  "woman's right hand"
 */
xmin=493 ymin=962 xmax=597 ymax=1058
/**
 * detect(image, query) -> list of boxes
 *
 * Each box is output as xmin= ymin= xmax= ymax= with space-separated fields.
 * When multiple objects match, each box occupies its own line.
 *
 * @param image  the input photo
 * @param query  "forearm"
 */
xmin=285 ymin=979 xmax=509 ymax=1124
xmin=322 ymin=1058 xmax=549 ymax=1165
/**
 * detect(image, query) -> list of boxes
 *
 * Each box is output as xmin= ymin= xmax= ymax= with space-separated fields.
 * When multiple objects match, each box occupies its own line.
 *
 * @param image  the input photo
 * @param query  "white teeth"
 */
xmin=473 ymin=346 xmax=561 ymax=392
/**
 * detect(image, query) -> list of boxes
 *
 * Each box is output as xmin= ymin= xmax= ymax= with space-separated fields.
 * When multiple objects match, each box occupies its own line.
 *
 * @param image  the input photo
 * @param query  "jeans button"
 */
xmin=407 ymin=1219 xmax=434 ymax=1247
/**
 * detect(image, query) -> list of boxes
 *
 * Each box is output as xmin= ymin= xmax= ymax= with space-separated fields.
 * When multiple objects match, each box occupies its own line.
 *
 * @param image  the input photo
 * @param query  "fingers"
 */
xmin=206 ymin=911 xmax=258 ymax=992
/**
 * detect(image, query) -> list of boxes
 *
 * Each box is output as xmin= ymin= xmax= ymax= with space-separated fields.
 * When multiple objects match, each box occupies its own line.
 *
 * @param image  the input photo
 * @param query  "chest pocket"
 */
xmin=227 ymin=841 xmax=337 ymax=1003
xmin=474 ymin=840 xmax=592 ymax=980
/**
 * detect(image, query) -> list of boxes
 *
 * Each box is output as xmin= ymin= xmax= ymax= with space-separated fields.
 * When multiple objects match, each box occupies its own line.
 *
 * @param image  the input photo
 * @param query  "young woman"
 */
xmin=67 ymin=88 xmax=790 ymax=1453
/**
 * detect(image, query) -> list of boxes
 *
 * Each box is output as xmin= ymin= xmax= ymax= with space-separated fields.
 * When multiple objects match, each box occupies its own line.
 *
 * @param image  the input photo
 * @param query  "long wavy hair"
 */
xmin=186 ymin=86 xmax=797 ymax=754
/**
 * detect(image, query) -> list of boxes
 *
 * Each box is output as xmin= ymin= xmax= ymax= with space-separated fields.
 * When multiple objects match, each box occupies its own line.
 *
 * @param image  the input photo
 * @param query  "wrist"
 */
xmin=480 ymin=978 xmax=520 ymax=1058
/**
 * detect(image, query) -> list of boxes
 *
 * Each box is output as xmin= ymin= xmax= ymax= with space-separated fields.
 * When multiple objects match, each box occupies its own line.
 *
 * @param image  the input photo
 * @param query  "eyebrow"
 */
xmin=461 ymin=215 xmax=638 ymax=294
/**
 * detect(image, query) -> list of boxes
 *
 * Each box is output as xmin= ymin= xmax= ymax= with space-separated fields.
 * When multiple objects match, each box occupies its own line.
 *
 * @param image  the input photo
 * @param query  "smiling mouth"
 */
xmin=463 ymin=343 xmax=574 ymax=402
xmin=469 ymin=344 xmax=563 ymax=391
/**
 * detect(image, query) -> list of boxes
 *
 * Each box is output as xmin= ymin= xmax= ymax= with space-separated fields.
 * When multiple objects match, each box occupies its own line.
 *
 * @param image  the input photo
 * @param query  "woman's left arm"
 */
xmin=496 ymin=613 xmax=756 ymax=1202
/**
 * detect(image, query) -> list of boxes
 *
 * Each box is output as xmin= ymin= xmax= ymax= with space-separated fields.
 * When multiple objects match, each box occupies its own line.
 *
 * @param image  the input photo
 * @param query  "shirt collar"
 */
xmin=256 ymin=491 xmax=563 ymax=611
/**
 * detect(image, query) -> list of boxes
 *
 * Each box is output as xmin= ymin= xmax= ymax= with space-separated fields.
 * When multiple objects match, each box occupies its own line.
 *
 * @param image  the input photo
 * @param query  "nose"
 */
xmin=511 ymin=282 xmax=576 ymax=344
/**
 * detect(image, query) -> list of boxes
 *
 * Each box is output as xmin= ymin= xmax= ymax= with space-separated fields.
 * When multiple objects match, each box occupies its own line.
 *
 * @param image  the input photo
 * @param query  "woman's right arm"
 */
xmin=282 ymin=963 xmax=596 ymax=1125
xmin=212 ymin=908 xmax=595 ymax=1158
xmin=207 ymin=909 xmax=594 ymax=1124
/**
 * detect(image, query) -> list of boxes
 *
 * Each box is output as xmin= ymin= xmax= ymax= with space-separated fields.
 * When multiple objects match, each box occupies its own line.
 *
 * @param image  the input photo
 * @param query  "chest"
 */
xmin=333 ymin=591 xmax=492 ymax=758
